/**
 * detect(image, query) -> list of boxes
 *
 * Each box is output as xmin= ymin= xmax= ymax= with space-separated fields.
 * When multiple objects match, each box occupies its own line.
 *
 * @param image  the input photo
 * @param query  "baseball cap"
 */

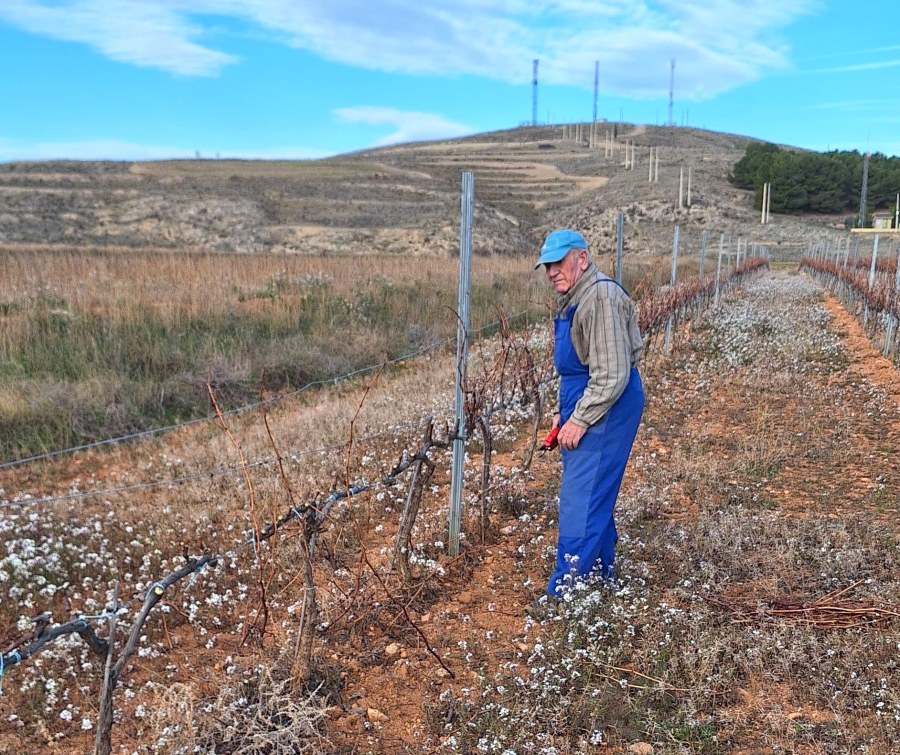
xmin=534 ymin=229 xmax=588 ymax=269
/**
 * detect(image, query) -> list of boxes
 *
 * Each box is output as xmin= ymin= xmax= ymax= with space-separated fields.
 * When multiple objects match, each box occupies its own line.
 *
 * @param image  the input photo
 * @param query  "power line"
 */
xmin=0 ymin=311 xmax=535 ymax=472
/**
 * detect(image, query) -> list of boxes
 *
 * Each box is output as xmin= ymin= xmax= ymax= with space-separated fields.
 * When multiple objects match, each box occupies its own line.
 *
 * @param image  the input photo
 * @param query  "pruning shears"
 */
xmin=539 ymin=426 xmax=560 ymax=456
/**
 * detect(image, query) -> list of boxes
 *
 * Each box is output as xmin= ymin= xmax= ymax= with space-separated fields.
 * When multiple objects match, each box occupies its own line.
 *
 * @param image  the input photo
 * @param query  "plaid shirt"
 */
xmin=556 ymin=262 xmax=643 ymax=428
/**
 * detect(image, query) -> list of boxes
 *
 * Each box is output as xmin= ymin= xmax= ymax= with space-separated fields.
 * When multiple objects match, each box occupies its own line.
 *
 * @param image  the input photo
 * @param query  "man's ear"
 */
xmin=578 ymin=249 xmax=589 ymax=270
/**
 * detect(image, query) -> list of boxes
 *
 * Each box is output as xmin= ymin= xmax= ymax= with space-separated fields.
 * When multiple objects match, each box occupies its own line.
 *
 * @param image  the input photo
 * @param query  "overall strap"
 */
xmin=589 ymin=276 xmax=631 ymax=299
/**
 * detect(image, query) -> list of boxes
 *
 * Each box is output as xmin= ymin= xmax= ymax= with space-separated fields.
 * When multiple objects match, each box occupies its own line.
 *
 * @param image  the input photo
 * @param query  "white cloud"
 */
xmin=0 ymin=0 xmax=236 ymax=76
xmin=334 ymin=107 xmax=473 ymax=147
xmin=811 ymin=59 xmax=900 ymax=75
xmin=0 ymin=137 xmax=188 ymax=161
xmin=0 ymin=1 xmax=818 ymax=97
xmin=0 ymin=137 xmax=330 ymax=162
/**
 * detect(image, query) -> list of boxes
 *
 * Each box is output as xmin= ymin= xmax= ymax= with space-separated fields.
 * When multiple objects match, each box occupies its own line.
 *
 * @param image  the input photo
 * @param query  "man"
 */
xmin=536 ymin=229 xmax=644 ymax=598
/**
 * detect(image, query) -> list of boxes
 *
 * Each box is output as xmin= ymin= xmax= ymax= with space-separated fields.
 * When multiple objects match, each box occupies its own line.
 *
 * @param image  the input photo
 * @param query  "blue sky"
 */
xmin=0 ymin=0 xmax=898 ymax=162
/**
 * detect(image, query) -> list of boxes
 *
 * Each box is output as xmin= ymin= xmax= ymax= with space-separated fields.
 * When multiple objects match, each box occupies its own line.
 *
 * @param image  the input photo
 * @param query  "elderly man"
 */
xmin=536 ymin=229 xmax=644 ymax=599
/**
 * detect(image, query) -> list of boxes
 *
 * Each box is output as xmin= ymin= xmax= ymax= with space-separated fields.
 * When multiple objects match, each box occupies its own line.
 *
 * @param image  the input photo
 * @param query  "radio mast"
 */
xmin=858 ymin=152 xmax=870 ymax=228
xmin=668 ymin=59 xmax=675 ymax=126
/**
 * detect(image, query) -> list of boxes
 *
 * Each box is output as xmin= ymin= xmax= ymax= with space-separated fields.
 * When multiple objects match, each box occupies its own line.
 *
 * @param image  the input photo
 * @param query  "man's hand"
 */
xmin=558 ymin=419 xmax=587 ymax=450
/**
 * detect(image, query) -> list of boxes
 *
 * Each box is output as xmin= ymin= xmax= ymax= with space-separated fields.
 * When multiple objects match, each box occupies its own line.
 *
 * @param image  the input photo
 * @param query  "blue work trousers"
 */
xmin=547 ymin=367 xmax=644 ymax=596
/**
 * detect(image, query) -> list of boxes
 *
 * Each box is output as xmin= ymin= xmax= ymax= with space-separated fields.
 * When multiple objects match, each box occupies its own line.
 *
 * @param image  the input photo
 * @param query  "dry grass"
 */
xmin=0 ymin=247 xmax=548 ymax=460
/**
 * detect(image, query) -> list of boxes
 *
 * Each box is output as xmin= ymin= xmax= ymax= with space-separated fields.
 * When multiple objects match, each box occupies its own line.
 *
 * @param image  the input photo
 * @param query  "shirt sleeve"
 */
xmin=569 ymin=288 xmax=634 ymax=428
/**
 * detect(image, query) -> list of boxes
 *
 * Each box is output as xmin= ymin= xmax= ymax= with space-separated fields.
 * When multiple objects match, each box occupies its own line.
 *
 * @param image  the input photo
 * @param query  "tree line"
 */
xmin=729 ymin=142 xmax=900 ymax=222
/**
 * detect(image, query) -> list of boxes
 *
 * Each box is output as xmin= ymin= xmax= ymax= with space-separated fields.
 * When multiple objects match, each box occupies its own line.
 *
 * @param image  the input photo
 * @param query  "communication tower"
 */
xmin=667 ymin=59 xmax=675 ymax=126
xmin=532 ymin=59 xmax=539 ymax=127
xmin=858 ymin=152 xmax=870 ymax=228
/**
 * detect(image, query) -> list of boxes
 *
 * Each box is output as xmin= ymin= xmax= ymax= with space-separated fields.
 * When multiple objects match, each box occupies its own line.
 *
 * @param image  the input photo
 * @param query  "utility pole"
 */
xmin=858 ymin=152 xmax=870 ymax=228
xmin=532 ymin=59 xmax=539 ymax=127
xmin=593 ymin=60 xmax=599 ymax=124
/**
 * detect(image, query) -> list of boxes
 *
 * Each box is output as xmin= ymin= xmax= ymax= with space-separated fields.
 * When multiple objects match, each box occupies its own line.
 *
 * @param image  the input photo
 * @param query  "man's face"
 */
xmin=544 ymin=248 xmax=588 ymax=294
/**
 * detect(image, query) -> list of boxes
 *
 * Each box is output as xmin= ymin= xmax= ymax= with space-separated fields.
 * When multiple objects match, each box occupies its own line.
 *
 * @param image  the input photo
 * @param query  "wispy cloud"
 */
xmin=334 ymin=107 xmax=473 ymax=147
xmin=810 ymin=58 xmax=900 ymax=75
xmin=0 ymin=137 xmax=187 ymax=161
xmin=808 ymin=99 xmax=899 ymax=113
xmin=801 ymin=44 xmax=900 ymax=63
xmin=0 ymin=137 xmax=330 ymax=162
xmin=0 ymin=1 xmax=236 ymax=76
xmin=0 ymin=1 xmax=817 ymax=98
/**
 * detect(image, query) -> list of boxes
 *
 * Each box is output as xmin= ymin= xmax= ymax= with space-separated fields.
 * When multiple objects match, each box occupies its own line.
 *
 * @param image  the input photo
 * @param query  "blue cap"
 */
xmin=535 ymin=229 xmax=588 ymax=269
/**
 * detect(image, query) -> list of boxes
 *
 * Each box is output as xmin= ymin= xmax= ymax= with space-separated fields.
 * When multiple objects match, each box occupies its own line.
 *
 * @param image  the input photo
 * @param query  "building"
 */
xmin=872 ymin=211 xmax=894 ymax=230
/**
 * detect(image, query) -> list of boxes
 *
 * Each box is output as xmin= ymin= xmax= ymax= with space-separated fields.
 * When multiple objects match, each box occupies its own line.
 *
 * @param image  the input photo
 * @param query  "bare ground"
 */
xmin=2 ymin=266 xmax=899 ymax=753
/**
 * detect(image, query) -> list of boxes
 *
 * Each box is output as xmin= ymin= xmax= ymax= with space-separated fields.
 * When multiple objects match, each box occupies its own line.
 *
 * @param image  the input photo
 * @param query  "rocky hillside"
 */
xmin=0 ymin=124 xmax=839 ymax=259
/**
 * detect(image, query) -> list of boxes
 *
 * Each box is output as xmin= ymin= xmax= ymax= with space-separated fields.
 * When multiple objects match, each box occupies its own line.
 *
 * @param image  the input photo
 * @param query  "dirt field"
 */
xmin=2 ymin=265 xmax=899 ymax=753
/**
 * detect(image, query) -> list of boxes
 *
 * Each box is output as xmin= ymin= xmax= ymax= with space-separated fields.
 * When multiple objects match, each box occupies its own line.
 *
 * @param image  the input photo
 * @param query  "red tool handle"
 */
xmin=540 ymin=425 xmax=560 ymax=451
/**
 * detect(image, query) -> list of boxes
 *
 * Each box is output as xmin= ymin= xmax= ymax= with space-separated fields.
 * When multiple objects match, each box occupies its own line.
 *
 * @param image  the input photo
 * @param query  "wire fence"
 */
xmin=800 ymin=235 xmax=900 ymax=362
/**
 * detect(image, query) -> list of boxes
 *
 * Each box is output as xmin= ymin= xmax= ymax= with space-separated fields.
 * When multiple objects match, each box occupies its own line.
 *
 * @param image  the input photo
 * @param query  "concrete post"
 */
xmin=699 ymin=230 xmax=708 ymax=277
xmin=715 ymin=233 xmax=725 ymax=305
xmin=448 ymin=172 xmax=474 ymax=556
xmin=615 ymin=211 xmax=624 ymax=285
xmin=664 ymin=225 xmax=680 ymax=354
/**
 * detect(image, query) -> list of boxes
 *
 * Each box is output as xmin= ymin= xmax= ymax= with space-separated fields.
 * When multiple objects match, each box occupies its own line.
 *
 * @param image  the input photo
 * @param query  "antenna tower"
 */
xmin=593 ymin=61 xmax=599 ymax=123
xmin=532 ymin=59 xmax=539 ymax=127
xmin=858 ymin=152 xmax=870 ymax=228
xmin=667 ymin=58 xmax=675 ymax=126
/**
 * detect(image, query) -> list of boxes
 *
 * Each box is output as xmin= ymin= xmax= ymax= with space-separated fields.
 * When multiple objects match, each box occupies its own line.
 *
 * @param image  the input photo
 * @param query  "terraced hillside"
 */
xmin=0 ymin=124 xmax=836 ymax=261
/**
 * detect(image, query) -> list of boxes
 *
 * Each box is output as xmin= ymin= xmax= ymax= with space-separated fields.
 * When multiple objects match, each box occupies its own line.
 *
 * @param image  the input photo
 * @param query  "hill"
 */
xmin=0 ymin=124 xmax=841 ymax=260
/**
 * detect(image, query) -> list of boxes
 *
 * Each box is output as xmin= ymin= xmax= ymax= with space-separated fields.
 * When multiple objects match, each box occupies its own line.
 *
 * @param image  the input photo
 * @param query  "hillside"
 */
xmin=0 ymin=124 xmax=839 ymax=260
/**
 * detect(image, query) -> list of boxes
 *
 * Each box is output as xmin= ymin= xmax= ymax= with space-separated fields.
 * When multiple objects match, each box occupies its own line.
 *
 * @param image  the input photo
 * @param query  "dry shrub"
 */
xmin=149 ymin=667 xmax=332 ymax=754
xmin=149 ymin=683 xmax=197 ymax=754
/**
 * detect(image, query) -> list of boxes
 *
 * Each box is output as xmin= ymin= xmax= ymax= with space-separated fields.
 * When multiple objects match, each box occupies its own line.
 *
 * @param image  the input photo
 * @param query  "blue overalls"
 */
xmin=547 ymin=280 xmax=645 ymax=596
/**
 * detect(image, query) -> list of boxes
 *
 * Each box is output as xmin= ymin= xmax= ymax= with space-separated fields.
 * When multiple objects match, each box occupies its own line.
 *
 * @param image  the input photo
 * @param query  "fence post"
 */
xmin=868 ymin=235 xmax=880 ymax=287
xmin=448 ymin=172 xmax=474 ymax=556
xmin=664 ymin=225 xmax=680 ymax=354
xmin=715 ymin=233 xmax=724 ymax=305
xmin=615 ymin=211 xmax=624 ymax=285
xmin=699 ymin=230 xmax=708 ymax=277
xmin=863 ymin=235 xmax=879 ymax=328
xmin=885 ymin=243 xmax=900 ymax=357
